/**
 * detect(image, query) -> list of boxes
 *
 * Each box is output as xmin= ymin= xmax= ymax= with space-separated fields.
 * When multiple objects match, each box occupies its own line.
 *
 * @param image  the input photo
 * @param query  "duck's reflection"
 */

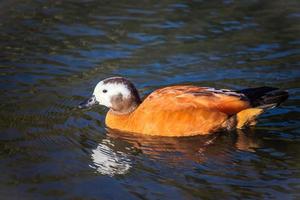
xmin=106 ymin=128 xmax=263 ymax=164
xmin=87 ymin=128 xmax=263 ymax=175
xmin=89 ymin=139 xmax=132 ymax=176
xmin=235 ymin=129 xmax=262 ymax=152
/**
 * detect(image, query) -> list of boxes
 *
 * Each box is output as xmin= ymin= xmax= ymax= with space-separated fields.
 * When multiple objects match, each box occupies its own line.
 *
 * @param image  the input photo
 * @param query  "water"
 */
xmin=1 ymin=0 xmax=300 ymax=199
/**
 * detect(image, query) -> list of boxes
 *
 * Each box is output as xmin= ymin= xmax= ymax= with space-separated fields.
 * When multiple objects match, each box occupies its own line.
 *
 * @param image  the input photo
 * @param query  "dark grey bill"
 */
xmin=78 ymin=95 xmax=98 ymax=109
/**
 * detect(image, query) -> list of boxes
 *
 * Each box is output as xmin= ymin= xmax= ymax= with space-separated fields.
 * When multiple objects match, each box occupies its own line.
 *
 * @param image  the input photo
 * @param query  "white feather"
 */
xmin=93 ymin=81 xmax=131 ymax=107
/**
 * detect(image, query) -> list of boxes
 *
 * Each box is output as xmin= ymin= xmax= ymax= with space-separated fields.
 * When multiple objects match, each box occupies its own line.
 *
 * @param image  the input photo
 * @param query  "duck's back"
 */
xmin=106 ymin=85 xmax=251 ymax=136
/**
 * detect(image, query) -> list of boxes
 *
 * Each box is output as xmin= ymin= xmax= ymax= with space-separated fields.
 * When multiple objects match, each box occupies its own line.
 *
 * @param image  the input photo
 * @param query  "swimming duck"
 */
xmin=79 ymin=77 xmax=288 ymax=137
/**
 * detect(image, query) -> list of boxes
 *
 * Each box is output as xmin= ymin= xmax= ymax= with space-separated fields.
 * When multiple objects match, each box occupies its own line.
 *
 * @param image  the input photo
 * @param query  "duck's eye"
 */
xmin=102 ymin=89 xmax=107 ymax=93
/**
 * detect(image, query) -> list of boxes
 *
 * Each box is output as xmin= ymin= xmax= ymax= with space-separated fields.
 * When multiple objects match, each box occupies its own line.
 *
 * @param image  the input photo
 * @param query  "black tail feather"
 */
xmin=238 ymin=87 xmax=288 ymax=107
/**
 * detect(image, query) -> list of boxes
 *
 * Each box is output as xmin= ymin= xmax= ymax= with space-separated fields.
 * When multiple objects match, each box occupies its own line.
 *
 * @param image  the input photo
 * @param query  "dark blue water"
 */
xmin=0 ymin=0 xmax=300 ymax=199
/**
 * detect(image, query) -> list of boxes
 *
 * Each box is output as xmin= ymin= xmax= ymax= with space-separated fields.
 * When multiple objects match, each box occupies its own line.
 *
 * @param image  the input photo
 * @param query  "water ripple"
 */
xmin=0 ymin=0 xmax=300 ymax=199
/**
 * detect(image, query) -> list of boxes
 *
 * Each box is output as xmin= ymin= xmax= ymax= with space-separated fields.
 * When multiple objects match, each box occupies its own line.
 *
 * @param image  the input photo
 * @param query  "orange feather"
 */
xmin=106 ymin=86 xmax=250 ymax=136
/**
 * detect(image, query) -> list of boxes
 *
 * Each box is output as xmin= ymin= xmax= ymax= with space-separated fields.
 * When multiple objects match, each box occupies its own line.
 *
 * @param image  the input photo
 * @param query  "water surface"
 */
xmin=1 ymin=0 xmax=300 ymax=199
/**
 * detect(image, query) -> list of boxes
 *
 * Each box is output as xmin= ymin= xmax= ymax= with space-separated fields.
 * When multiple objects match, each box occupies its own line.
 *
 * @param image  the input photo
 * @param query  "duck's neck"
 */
xmin=106 ymin=97 xmax=140 ymax=131
xmin=105 ymin=108 xmax=136 ymax=131
xmin=109 ymin=102 xmax=139 ymax=115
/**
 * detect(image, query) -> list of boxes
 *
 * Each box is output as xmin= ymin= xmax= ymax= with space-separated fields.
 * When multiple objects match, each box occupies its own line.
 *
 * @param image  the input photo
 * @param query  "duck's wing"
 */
xmin=141 ymin=85 xmax=251 ymax=115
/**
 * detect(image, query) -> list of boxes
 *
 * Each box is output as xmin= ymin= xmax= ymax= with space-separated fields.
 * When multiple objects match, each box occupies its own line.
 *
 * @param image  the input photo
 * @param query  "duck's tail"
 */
xmin=232 ymin=87 xmax=289 ymax=129
xmin=238 ymin=86 xmax=289 ymax=108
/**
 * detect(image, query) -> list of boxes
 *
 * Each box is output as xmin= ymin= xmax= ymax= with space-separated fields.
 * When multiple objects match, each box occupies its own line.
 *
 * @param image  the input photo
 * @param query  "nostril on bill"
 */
xmin=78 ymin=95 xmax=97 ymax=109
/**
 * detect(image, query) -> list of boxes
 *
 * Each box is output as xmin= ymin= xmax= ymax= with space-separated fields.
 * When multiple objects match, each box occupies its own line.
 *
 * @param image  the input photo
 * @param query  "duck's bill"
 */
xmin=78 ymin=95 xmax=98 ymax=109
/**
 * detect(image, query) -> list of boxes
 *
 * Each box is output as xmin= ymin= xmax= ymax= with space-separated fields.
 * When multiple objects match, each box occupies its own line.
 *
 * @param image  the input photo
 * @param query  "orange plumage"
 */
xmin=106 ymin=86 xmax=250 ymax=136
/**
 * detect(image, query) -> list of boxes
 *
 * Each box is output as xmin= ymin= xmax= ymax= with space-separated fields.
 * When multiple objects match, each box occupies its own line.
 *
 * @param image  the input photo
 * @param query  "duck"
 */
xmin=79 ymin=77 xmax=288 ymax=137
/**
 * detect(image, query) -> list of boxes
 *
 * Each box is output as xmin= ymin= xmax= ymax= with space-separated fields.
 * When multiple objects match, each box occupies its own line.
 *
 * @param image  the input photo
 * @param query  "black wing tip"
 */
xmin=238 ymin=87 xmax=289 ymax=107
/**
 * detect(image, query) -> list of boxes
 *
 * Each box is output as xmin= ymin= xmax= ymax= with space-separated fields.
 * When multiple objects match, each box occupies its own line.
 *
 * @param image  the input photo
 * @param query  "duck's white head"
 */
xmin=79 ymin=77 xmax=141 ymax=114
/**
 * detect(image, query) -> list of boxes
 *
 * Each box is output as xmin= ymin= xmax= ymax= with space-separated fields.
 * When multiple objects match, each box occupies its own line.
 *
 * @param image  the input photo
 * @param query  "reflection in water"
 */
xmin=235 ymin=129 xmax=262 ymax=152
xmin=106 ymin=128 xmax=263 ymax=165
xmin=89 ymin=141 xmax=131 ymax=176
